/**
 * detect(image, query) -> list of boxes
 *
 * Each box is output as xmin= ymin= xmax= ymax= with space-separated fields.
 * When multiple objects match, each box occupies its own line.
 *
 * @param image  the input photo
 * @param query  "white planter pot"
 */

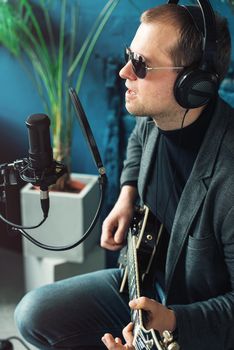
xmin=20 ymin=173 xmax=101 ymax=263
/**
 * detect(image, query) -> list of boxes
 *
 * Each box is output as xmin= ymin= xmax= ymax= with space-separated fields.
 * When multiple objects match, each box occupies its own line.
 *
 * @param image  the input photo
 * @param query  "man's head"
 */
xmin=141 ymin=4 xmax=231 ymax=83
xmin=119 ymin=3 xmax=231 ymax=129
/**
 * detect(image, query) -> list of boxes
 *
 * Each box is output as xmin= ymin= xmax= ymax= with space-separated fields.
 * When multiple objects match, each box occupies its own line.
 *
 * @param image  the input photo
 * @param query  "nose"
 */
xmin=119 ymin=61 xmax=137 ymax=80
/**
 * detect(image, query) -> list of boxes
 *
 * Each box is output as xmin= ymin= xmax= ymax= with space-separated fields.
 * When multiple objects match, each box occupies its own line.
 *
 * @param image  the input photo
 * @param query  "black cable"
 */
xmin=0 ymin=336 xmax=31 ymax=350
xmin=12 ymin=174 xmax=107 ymax=251
xmin=0 ymin=213 xmax=47 ymax=229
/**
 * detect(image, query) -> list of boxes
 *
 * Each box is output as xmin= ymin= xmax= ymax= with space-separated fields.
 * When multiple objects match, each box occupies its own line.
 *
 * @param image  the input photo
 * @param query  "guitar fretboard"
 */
xmin=127 ymin=230 xmax=143 ymax=328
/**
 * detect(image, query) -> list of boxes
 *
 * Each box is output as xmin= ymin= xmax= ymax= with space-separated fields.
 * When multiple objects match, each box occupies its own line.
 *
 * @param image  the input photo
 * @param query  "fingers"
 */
xmin=101 ymin=324 xmax=135 ymax=350
xmin=129 ymin=297 xmax=177 ymax=335
xmin=115 ymin=337 xmax=123 ymax=345
xmin=114 ymin=228 xmax=126 ymax=245
xmin=129 ymin=297 xmax=155 ymax=311
xmin=100 ymin=226 xmax=125 ymax=250
xmin=101 ymin=218 xmax=127 ymax=250
xmin=101 ymin=333 xmax=124 ymax=349
xmin=100 ymin=195 xmax=135 ymax=250
xmin=122 ymin=322 xmax=134 ymax=344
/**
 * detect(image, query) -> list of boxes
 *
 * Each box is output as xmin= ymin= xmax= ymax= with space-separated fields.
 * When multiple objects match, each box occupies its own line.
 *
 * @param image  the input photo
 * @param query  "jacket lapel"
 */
xmin=165 ymin=98 xmax=230 ymax=295
xmin=138 ymin=120 xmax=159 ymax=199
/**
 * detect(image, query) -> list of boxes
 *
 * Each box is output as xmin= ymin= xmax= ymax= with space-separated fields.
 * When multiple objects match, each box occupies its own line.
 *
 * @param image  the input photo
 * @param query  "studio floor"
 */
xmin=0 ymin=247 xmax=37 ymax=350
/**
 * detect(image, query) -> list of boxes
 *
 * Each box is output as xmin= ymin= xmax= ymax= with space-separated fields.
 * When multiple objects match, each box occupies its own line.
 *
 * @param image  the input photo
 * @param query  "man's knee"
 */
xmin=14 ymin=288 xmax=49 ymax=339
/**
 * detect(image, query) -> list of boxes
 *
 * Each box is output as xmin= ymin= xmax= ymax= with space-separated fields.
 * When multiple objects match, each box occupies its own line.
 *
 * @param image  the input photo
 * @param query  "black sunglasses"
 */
xmin=124 ymin=47 xmax=184 ymax=79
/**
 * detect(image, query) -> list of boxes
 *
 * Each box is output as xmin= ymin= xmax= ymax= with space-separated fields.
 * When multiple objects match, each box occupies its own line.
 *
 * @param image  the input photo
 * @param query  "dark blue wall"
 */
xmin=1 ymin=0 xmax=233 ymax=174
xmin=0 ymin=0 xmax=151 ymax=173
xmin=0 ymin=0 xmax=234 ymax=250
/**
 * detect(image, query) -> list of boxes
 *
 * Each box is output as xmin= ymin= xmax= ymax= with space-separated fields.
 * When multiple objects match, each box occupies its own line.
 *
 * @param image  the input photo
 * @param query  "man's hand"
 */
xmin=129 ymin=297 xmax=176 ymax=335
xmin=102 ymin=322 xmax=135 ymax=350
xmin=101 ymin=297 xmax=176 ymax=349
xmin=101 ymin=186 xmax=137 ymax=251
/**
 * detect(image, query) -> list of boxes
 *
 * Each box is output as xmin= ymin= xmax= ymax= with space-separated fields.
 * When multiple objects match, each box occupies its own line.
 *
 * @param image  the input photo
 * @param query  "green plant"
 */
xmin=0 ymin=0 xmax=120 ymax=184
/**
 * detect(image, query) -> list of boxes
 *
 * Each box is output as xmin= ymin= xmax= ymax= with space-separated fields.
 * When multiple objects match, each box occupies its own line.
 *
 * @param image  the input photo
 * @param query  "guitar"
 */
xmin=119 ymin=206 xmax=180 ymax=350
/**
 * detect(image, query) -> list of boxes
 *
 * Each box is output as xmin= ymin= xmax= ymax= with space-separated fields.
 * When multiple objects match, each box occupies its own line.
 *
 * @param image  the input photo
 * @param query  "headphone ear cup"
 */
xmin=174 ymin=67 xmax=219 ymax=109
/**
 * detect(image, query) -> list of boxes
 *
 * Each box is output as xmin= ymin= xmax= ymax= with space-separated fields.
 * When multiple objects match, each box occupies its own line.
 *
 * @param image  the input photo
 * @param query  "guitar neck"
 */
xmin=127 ymin=231 xmax=143 ymax=328
xmin=126 ymin=206 xmax=159 ymax=328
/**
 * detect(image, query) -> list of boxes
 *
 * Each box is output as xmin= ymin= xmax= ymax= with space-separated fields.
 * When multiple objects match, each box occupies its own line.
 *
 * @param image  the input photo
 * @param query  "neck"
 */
xmin=152 ymin=106 xmax=206 ymax=131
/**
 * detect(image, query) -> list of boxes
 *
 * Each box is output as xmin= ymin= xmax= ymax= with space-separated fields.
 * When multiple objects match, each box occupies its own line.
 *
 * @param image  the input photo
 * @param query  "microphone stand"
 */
xmin=0 ymin=89 xmax=108 ymax=348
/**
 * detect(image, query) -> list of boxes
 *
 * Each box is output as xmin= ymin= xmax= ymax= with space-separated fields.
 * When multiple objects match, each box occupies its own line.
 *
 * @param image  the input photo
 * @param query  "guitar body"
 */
xmin=119 ymin=206 xmax=161 ymax=297
xmin=119 ymin=206 xmax=180 ymax=350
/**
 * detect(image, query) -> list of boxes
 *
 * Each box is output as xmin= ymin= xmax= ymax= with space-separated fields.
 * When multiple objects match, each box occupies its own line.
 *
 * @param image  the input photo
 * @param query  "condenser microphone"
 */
xmin=0 ymin=113 xmax=67 ymax=229
xmin=26 ymin=113 xmax=53 ymax=173
xmin=26 ymin=113 xmax=54 ymax=217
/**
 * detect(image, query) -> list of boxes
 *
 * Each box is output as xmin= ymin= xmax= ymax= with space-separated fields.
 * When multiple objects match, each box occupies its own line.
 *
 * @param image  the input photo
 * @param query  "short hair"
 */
xmin=141 ymin=4 xmax=231 ymax=82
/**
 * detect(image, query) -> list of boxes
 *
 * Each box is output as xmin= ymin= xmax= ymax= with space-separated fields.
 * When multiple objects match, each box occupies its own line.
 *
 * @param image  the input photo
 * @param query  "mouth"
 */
xmin=126 ymin=86 xmax=137 ymax=96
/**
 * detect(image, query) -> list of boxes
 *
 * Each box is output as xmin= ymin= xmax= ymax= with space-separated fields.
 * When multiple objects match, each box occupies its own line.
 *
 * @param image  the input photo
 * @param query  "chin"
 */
xmin=125 ymin=104 xmax=145 ymax=116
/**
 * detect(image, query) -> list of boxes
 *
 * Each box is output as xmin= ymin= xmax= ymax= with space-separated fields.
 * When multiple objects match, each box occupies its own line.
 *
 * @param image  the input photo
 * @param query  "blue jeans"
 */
xmin=14 ymin=268 xmax=130 ymax=349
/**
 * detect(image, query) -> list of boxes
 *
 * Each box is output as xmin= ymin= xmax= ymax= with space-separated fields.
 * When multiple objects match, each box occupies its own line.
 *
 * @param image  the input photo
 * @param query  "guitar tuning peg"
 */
xmin=167 ymin=342 xmax=180 ymax=350
xmin=162 ymin=330 xmax=180 ymax=350
xmin=162 ymin=330 xmax=173 ymax=343
xmin=167 ymin=341 xmax=180 ymax=350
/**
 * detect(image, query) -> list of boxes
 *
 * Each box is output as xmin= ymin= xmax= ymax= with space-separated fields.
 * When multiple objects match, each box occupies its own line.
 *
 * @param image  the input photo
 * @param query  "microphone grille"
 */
xmin=26 ymin=114 xmax=50 ymax=127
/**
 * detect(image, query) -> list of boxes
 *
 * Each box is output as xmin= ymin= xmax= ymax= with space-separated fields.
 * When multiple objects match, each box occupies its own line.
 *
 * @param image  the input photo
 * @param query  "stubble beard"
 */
xmin=125 ymin=100 xmax=166 ymax=120
xmin=125 ymin=100 xmax=185 ymax=130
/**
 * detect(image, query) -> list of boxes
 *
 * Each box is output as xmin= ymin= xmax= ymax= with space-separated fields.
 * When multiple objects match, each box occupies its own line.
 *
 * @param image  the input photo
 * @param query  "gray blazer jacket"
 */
xmin=120 ymin=97 xmax=234 ymax=350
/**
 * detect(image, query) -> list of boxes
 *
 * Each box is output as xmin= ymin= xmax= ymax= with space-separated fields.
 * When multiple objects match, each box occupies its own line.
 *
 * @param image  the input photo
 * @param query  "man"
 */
xmin=15 ymin=3 xmax=233 ymax=350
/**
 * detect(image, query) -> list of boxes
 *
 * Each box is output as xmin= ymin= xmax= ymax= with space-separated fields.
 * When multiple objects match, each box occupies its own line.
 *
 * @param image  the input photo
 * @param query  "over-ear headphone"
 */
xmin=168 ymin=0 xmax=219 ymax=109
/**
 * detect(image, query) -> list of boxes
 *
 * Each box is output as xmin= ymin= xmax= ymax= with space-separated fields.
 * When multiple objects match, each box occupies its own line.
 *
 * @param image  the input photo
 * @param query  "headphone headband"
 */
xmin=167 ymin=0 xmax=219 ymax=108
xmin=167 ymin=0 xmax=217 ymax=71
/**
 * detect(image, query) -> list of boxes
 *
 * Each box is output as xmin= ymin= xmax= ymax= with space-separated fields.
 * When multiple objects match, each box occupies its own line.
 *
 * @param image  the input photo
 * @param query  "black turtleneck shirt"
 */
xmin=145 ymin=104 xmax=213 ymax=234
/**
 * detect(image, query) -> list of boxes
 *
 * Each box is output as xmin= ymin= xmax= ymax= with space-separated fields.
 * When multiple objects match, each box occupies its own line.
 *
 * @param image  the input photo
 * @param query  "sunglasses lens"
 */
xmin=132 ymin=58 xmax=146 ymax=79
xmin=124 ymin=48 xmax=146 ymax=79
